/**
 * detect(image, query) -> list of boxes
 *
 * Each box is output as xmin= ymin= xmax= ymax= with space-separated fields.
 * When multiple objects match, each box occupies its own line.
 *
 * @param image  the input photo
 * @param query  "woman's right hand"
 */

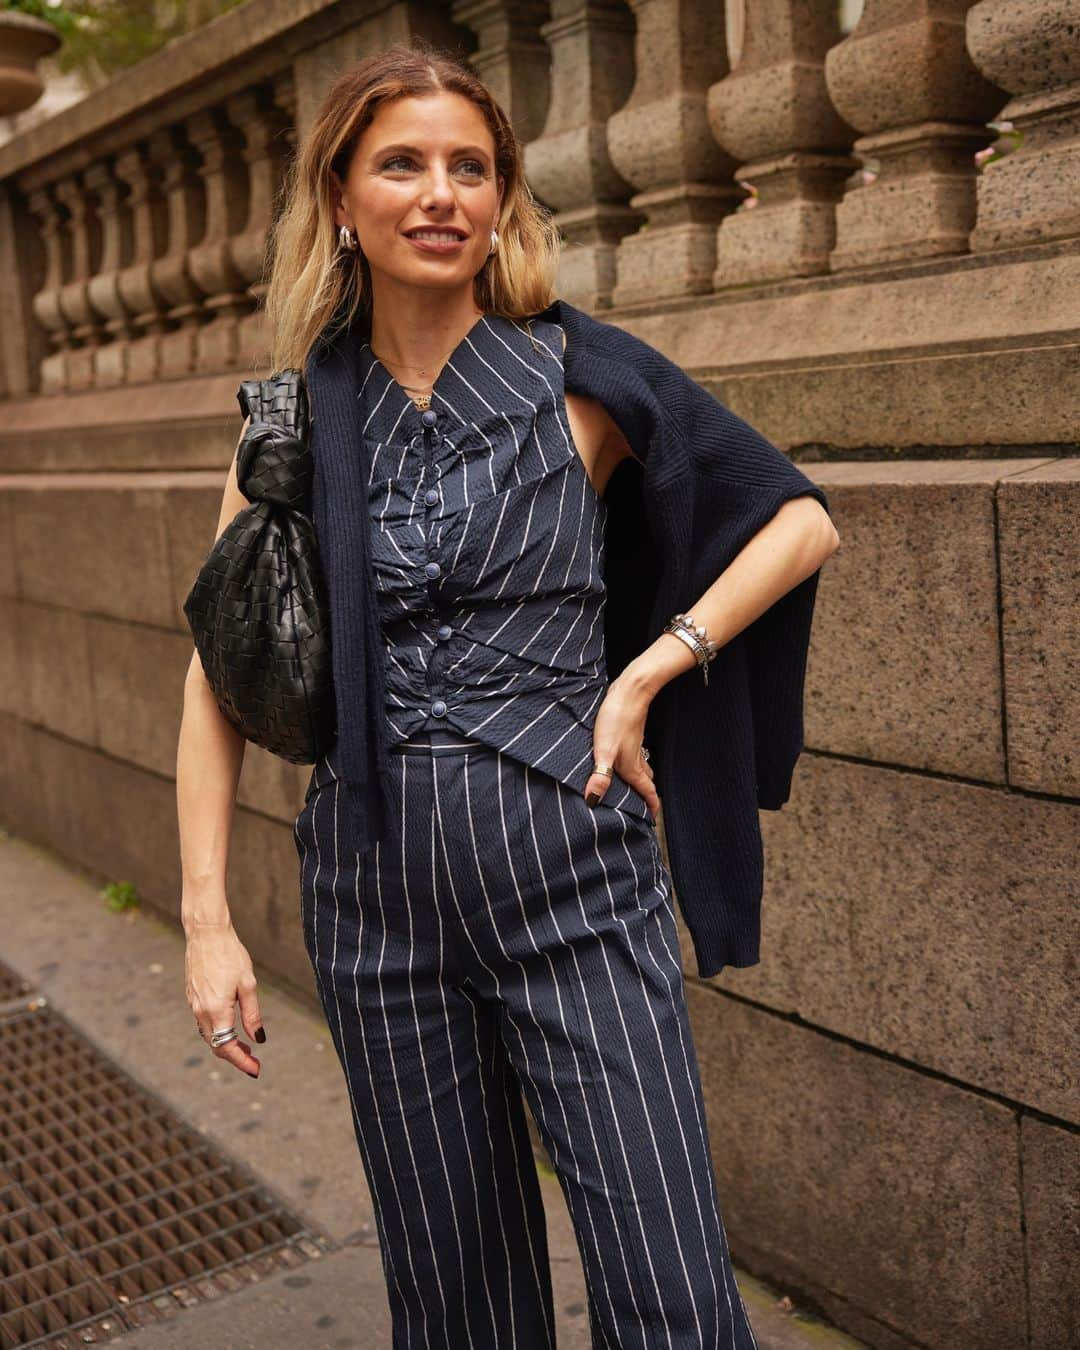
xmin=184 ymin=912 xmax=265 ymax=1078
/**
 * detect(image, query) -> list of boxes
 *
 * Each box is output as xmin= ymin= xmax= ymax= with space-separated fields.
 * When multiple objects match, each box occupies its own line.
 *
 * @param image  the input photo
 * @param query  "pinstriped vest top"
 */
xmin=345 ymin=310 xmax=650 ymax=823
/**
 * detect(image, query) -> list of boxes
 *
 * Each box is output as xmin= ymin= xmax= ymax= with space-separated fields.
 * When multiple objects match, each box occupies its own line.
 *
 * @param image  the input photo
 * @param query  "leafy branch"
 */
xmin=2 ymin=0 xmax=247 ymax=84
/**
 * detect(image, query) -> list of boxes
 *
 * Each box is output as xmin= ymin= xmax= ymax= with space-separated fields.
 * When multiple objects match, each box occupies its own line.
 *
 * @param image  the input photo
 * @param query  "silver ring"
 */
xmin=640 ymin=745 xmax=650 ymax=762
xmin=210 ymin=1026 xmax=239 ymax=1049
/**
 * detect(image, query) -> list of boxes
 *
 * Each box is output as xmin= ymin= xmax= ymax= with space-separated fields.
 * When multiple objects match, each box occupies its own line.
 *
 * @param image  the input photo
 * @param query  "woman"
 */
xmin=177 ymin=40 xmax=838 ymax=1350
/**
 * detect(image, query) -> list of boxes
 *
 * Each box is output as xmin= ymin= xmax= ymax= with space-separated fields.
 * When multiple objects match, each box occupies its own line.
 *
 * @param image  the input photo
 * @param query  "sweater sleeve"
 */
xmin=630 ymin=340 xmax=830 ymax=811
xmin=567 ymin=297 xmax=829 ymax=810
xmin=674 ymin=383 xmax=829 ymax=810
xmin=559 ymin=299 xmax=830 ymax=971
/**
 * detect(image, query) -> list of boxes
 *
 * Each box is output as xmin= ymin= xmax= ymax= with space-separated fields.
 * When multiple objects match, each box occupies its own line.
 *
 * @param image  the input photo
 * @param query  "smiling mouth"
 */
xmin=404 ymin=229 xmax=469 ymax=241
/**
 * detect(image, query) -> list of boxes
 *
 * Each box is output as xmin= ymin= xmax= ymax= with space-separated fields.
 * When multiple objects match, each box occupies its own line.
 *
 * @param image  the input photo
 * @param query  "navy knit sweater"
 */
xmin=303 ymin=297 xmax=830 ymax=978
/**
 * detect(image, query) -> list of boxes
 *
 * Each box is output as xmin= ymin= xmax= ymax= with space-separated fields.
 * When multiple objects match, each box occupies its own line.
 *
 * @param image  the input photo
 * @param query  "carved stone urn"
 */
xmin=0 ymin=11 xmax=62 ymax=117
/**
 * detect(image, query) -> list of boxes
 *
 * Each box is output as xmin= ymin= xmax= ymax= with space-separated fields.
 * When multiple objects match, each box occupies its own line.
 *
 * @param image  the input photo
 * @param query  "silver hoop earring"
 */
xmin=338 ymin=224 xmax=359 ymax=252
xmin=488 ymin=228 xmax=499 ymax=257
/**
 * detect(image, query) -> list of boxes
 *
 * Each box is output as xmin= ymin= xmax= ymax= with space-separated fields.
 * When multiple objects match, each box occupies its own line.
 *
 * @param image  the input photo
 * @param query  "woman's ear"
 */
xmin=328 ymin=170 xmax=346 ymax=224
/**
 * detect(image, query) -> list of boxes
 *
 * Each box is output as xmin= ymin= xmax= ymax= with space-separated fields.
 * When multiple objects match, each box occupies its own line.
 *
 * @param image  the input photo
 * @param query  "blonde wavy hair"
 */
xmin=262 ymin=39 xmax=564 ymax=375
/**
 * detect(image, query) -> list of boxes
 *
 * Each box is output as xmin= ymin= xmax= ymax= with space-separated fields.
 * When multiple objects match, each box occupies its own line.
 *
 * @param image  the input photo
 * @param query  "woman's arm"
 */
xmin=176 ymin=416 xmax=266 ymax=1078
xmin=177 ymin=416 xmax=251 ymax=925
xmin=618 ymin=493 xmax=838 ymax=700
xmin=583 ymin=495 xmax=838 ymax=814
xmin=177 ymin=652 xmax=245 ymax=923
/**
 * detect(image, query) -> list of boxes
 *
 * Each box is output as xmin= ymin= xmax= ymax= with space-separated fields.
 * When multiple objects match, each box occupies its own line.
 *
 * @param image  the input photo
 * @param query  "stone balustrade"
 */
xmin=16 ymin=72 xmax=294 ymax=394
xmin=0 ymin=0 xmax=1073 ymax=393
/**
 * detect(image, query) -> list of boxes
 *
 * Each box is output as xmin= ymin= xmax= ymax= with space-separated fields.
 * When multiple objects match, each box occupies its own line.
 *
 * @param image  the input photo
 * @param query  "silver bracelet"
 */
xmin=663 ymin=612 xmax=720 ymax=686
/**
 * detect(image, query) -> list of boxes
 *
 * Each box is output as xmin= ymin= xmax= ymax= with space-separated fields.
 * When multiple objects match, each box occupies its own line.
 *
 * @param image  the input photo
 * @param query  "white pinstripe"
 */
xmin=296 ymin=784 xmax=425 ymax=1349
xmin=359 ymin=315 xmax=609 ymax=803
xmin=299 ymin=739 xmax=755 ymax=1348
xmin=432 ymin=751 xmax=637 ymax=1348
xmin=456 ymin=983 xmax=551 ymax=1350
xmin=434 ymin=756 xmax=556 ymax=1344
xmin=525 ymin=774 xmax=683 ymax=1347
xmin=585 ymin=795 xmax=728 ymax=1346
xmin=631 ymin=834 xmax=760 ymax=1350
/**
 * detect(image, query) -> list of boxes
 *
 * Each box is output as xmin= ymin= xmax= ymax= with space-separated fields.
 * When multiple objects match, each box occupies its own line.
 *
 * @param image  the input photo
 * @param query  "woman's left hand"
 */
xmin=584 ymin=675 xmax=660 ymax=820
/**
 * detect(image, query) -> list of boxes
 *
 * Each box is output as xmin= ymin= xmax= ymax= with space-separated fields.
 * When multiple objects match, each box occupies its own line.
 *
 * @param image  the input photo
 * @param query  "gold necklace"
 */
xmin=375 ymin=363 xmax=439 ymax=410
xmin=372 ymin=321 xmax=481 ymax=410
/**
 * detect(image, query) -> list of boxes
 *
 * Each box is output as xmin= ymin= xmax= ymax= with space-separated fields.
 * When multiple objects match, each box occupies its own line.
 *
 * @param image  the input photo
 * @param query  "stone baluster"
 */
xmin=28 ymin=184 xmax=73 ymax=394
xmin=0 ymin=189 xmax=33 ymax=398
xmin=52 ymin=172 xmax=103 ymax=392
xmin=966 ymin=0 xmax=1080 ymax=251
xmin=606 ymin=0 xmax=738 ymax=305
xmin=258 ymin=68 xmax=297 ymax=302
xmin=226 ymin=81 xmax=293 ymax=367
xmin=150 ymin=124 xmax=207 ymax=379
xmin=186 ymin=105 xmax=251 ymax=372
xmin=523 ymin=0 xmax=639 ymax=308
xmin=707 ymin=0 xmax=859 ymax=286
xmin=825 ymin=0 xmax=1006 ymax=271
xmin=83 ymin=158 xmax=134 ymax=388
xmin=452 ymin=0 xmax=552 ymax=143
xmin=114 ymin=141 xmax=170 ymax=385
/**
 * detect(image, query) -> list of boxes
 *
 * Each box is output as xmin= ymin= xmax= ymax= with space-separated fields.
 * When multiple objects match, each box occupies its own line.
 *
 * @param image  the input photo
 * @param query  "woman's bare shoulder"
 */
xmin=564 ymin=329 xmax=631 ymax=467
xmin=560 ymin=327 xmax=637 ymax=487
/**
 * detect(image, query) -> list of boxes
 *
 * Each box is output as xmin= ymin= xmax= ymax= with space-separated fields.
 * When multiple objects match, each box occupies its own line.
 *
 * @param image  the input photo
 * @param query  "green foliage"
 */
xmin=3 ymin=0 xmax=79 ymax=40
xmin=976 ymin=121 xmax=1023 ymax=172
xmin=3 ymin=0 xmax=248 ymax=82
xmin=101 ymin=879 xmax=141 ymax=912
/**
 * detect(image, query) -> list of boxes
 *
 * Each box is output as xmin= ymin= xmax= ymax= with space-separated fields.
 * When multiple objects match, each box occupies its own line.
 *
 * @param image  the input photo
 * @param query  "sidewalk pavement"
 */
xmin=0 ymin=826 xmax=862 ymax=1350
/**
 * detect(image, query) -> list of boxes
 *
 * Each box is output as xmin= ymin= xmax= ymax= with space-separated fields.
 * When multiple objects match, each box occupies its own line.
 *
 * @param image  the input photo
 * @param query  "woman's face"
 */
xmin=332 ymin=92 xmax=505 ymax=297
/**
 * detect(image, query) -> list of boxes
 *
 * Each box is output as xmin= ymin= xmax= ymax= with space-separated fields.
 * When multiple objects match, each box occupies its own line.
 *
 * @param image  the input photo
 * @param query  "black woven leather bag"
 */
xmin=183 ymin=370 xmax=336 ymax=764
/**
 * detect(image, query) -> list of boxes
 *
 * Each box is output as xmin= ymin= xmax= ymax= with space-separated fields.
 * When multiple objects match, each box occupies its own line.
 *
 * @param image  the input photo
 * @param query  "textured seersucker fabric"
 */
xmin=302 ymin=297 xmax=831 ymax=978
xmin=309 ymin=311 xmax=651 ymax=822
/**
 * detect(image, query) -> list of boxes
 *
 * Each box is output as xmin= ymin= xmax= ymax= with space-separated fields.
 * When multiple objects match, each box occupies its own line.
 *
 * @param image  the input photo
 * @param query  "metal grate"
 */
xmin=0 ymin=958 xmax=334 ymax=1348
xmin=0 ymin=963 xmax=32 ymax=1005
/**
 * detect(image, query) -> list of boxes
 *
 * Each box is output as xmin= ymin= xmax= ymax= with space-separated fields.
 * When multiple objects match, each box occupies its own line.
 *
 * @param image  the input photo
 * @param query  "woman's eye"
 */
xmin=383 ymin=156 xmax=486 ymax=176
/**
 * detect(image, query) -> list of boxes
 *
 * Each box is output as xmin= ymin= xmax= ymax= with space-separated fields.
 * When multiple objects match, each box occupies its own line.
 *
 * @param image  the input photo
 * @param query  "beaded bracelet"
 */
xmin=662 ymin=612 xmax=721 ymax=686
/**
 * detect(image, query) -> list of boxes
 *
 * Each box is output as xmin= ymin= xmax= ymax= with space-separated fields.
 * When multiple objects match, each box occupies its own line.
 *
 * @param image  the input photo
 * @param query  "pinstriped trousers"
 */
xmin=294 ymin=728 xmax=758 ymax=1350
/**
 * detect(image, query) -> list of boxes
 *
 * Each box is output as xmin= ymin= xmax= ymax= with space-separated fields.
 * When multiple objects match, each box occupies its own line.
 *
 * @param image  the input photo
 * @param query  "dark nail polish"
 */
xmin=254 ymin=1027 xmax=266 ymax=1043
xmin=585 ymin=791 xmax=600 ymax=806
xmin=246 ymin=1069 xmax=259 ymax=1078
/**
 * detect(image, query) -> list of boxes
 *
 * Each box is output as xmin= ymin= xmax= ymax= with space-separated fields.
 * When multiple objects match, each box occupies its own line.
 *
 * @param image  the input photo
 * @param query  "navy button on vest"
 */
xmin=356 ymin=313 xmax=650 ymax=821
